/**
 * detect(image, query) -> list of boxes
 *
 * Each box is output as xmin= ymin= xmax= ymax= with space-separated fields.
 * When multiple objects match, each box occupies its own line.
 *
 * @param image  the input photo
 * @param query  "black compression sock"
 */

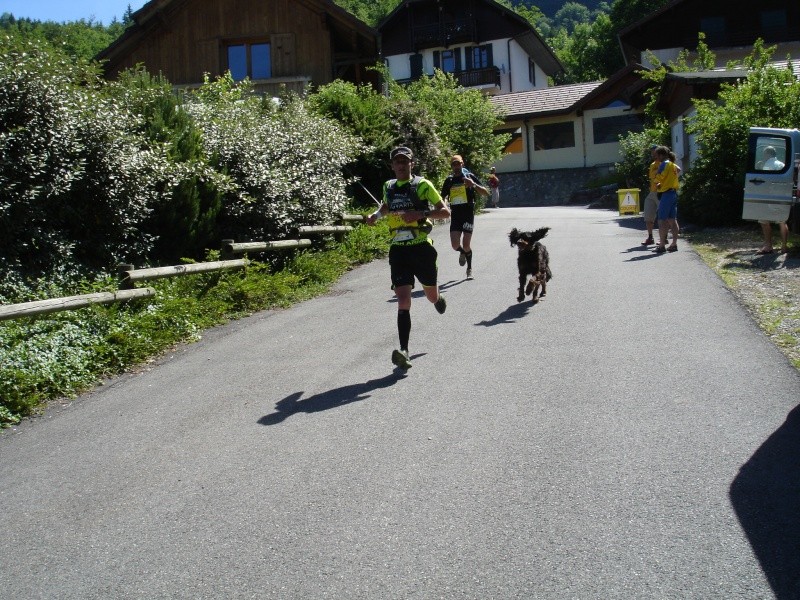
xmin=397 ymin=309 xmax=411 ymax=351
xmin=466 ymin=250 xmax=472 ymax=268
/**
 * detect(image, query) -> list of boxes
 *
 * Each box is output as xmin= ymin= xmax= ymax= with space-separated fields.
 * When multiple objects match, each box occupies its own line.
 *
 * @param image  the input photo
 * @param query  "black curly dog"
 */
xmin=509 ymin=227 xmax=552 ymax=303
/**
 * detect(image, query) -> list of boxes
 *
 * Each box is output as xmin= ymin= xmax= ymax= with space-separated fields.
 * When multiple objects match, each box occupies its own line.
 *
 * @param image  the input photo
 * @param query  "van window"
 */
xmin=750 ymin=135 xmax=789 ymax=173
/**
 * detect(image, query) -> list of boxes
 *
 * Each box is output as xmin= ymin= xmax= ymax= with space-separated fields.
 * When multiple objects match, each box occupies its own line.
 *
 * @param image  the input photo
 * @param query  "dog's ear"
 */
xmin=509 ymin=228 xmax=519 ymax=246
xmin=529 ymin=227 xmax=550 ymax=243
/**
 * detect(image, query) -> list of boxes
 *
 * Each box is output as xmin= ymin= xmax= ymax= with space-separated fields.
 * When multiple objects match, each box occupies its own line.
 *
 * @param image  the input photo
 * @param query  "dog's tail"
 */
xmin=529 ymin=226 xmax=550 ymax=243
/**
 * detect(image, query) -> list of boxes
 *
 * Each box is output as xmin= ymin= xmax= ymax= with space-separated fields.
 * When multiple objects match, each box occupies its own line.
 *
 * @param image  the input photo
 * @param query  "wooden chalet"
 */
xmin=378 ymin=0 xmax=563 ymax=95
xmin=96 ymin=0 xmax=380 ymax=96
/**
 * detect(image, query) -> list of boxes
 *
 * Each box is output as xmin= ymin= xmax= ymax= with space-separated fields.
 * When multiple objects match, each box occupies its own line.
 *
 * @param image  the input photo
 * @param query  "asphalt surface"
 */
xmin=1 ymin=206 xmax=799 ymax=599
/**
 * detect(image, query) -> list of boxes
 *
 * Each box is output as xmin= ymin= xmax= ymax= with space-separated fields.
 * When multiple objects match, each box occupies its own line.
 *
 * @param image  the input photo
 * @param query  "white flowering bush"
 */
xmin=0 ymin=34 xmax=169 ymax=291
xmin=185 ymin=75 xmax=363 ymax=241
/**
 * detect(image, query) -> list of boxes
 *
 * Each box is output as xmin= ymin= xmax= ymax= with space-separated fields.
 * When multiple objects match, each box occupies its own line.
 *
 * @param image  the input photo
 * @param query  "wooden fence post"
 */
xmin=117 ymin=264 xmax=134 ymax=290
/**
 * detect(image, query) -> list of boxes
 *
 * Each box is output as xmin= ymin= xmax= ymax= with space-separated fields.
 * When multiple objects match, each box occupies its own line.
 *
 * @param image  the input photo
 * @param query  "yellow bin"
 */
xmin=617 ymin=188 xmax=640 ymax=215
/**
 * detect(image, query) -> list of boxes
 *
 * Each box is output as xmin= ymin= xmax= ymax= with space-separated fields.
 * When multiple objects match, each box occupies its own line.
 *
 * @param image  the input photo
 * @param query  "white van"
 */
xmin=742 ymin=127 xmax=800 ymax=223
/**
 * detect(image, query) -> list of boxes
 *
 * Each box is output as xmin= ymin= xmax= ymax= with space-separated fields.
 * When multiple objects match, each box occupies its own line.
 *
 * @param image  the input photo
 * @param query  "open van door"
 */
xmin=742 ymin=127 xmax=800 ymax=223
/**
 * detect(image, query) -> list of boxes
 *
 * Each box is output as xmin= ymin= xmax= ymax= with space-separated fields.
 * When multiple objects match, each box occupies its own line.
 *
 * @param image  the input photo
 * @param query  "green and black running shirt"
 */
xmin=382 ymin=175 xmax=443 ymax=245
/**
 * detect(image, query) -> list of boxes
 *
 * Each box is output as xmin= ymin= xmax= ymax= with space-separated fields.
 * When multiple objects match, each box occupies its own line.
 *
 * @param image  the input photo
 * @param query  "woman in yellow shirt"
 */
xmin=653 ymin=146 xmax=680 ymax=254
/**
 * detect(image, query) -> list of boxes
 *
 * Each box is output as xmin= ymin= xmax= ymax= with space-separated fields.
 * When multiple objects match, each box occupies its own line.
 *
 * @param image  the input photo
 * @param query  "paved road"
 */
xmin=1 ymin=207 xmax=798 ymax=599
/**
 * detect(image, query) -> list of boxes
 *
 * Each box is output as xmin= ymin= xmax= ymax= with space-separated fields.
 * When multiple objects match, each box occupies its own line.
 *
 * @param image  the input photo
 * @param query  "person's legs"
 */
xmin=655 ymin=191 xmax=676 ymax=252
xmin=450 ymin=230 xmax=462 ymax=252
xmin=668 ymin=219 xmax=679 ymax=250
xmin=644 ymin=220 xmax=655 ymax=243
xmin=416 ymin=242 xmax=446 ymax=313
xmin=391 ymin=285 xmax=413 ymax=369
xmin=779 ymin=222 xmax=789 ymax=253
xmin=462 ymin=231 xmax=473 ymax=270
xmin=642 ymin=192 xmax=657 ymax=244
xmin=759 ymin=222 xmax=774 ymax=253
xmin=656 ymin=221 xmax=669 ymax=251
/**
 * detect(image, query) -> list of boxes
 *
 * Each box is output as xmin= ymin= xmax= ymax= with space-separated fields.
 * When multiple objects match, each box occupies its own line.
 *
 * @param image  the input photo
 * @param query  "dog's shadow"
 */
xmin=258 ymin=373 xmax=403 ymax=425
xmin=475 ymin=301 xmax=533 ymax=327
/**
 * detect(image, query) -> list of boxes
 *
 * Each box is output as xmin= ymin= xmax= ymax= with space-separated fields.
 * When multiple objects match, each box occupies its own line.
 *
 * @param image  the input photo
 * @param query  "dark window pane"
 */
xmin=592 ymin=114 xmax=644 ymax=145
xmin=441 ymin=50 xmax=456 ymax=73
xmin=471 ymin=46 xmax=489 ymax=69
xmin=534 ymin=122 xmax=575 ymax=150
xmin=228 ymin=45 xmax=247 ymax=81
xmin=251 ymin=43 xmax=271 ymax=80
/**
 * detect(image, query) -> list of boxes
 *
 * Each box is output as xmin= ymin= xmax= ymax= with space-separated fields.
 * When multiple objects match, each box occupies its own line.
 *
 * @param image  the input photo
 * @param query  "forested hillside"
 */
xmin=513 ymin=0 xmax=606 ymax=18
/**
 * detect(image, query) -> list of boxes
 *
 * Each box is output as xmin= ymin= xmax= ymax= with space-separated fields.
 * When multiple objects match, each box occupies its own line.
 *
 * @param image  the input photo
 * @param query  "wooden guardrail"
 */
xmin=117 ymin=259 xmax=250 ymax=289
xmin=0 ymin=214 xmax=366 ymax=321
xmin=0 ymin=288 xmax=156 ymax=322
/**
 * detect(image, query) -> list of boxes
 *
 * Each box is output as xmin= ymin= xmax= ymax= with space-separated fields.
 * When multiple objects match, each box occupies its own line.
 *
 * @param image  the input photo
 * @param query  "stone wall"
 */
xmin=491 ymin=166 xmax=621 ymax=207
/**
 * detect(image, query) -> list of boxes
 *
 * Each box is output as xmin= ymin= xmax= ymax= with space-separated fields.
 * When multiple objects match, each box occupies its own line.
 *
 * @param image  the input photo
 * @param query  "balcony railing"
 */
xmin=396 ymin=66 xmax=500 ymax=89
xmin=454 ymin=66 xmax=500 ymax=88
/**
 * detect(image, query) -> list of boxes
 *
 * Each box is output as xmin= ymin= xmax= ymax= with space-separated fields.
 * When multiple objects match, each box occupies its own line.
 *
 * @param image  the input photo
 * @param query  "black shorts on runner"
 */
xmin=450 ymin=208 xmax=475 ymax=233
xmin=389 ymin=241 xmax=438 ymax=288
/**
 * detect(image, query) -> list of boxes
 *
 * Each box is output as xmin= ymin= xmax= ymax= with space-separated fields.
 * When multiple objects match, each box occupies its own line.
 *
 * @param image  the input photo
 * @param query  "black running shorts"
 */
xmin=389 ymin=241 xmax=438 ymax=288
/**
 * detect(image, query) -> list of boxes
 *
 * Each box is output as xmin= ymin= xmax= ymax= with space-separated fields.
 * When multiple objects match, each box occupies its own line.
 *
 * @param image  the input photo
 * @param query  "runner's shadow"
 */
xmin=258 ymin=373 xmax=403 ymax=426
xmin=475 ymin=302 xmax=531 ymax=326
xmin=729 ymin=404 xmax=800 ymax=598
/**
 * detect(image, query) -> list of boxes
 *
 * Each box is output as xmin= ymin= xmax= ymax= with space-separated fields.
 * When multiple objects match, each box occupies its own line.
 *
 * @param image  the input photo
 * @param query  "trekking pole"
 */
xmin=343 ymin=165 xmax=382 ymax=207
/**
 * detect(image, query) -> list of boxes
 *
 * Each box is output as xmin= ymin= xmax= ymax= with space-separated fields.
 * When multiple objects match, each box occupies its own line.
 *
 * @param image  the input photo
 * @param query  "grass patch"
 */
xmin=683 ymin=225 xmax=800 ymax=370
xmin=0 ymin=221 xmax=391 ymax=427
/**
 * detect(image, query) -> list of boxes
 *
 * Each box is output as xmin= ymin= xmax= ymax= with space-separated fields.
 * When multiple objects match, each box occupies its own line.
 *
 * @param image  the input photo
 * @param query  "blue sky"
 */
xmin=2 ymin=1 xmax=147 ymax=25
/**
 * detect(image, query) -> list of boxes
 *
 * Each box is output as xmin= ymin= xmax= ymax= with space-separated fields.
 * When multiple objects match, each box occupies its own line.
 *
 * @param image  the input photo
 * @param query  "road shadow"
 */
xmin=623 ymin=246 xmax=669 ymax=262
xmin=384 ymin=279 xmax=468 ymax=304
xmin=729 ymin=404 xmax=800 ymax=598
xmin=475 ymin=301 xmax=532 ymax=326
xmin=724 ymin=249 xmax=799 ymax=271
xmin=258 ymin=373 xmax=404 ymax=425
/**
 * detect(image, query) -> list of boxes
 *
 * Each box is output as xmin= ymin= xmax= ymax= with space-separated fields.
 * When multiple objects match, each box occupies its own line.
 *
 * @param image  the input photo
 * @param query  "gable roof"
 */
xmin=490 ymin=63 xmax=651 ymax=120
xmin=489 ymin=82 xmax=603 ymax=120
xmin=96 ymin=0 xmax=379 ymax=73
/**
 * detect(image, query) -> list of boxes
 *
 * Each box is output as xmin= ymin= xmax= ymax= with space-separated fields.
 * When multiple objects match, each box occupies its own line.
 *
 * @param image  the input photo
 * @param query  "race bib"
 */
xmin=450 ymin=184 xmax=468 ymax=205
xmin=392 ymin=229 xmax=416 ymax=242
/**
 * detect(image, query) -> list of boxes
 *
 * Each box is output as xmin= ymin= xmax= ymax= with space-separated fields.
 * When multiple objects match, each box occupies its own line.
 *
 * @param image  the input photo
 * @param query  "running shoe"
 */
xmin=391 ymin=349 xmax=412 ymax=369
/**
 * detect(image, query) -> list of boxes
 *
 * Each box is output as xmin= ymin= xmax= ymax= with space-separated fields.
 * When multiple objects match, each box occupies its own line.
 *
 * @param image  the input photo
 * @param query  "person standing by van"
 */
xmin=757 ymin=220 xmax=789 ymax=254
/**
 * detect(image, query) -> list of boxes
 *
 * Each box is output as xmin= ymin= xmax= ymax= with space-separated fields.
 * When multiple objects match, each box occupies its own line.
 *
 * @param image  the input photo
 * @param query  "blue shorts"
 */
xmin=657 ymin=190 xmax=678 ymax=220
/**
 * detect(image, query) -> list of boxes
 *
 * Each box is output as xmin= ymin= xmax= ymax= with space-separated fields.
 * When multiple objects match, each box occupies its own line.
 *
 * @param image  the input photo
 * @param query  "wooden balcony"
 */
xmin=454 ymin=66 xmax=500 ymax=88
xmin=412 ymin=18 xmax=477 ymax=50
